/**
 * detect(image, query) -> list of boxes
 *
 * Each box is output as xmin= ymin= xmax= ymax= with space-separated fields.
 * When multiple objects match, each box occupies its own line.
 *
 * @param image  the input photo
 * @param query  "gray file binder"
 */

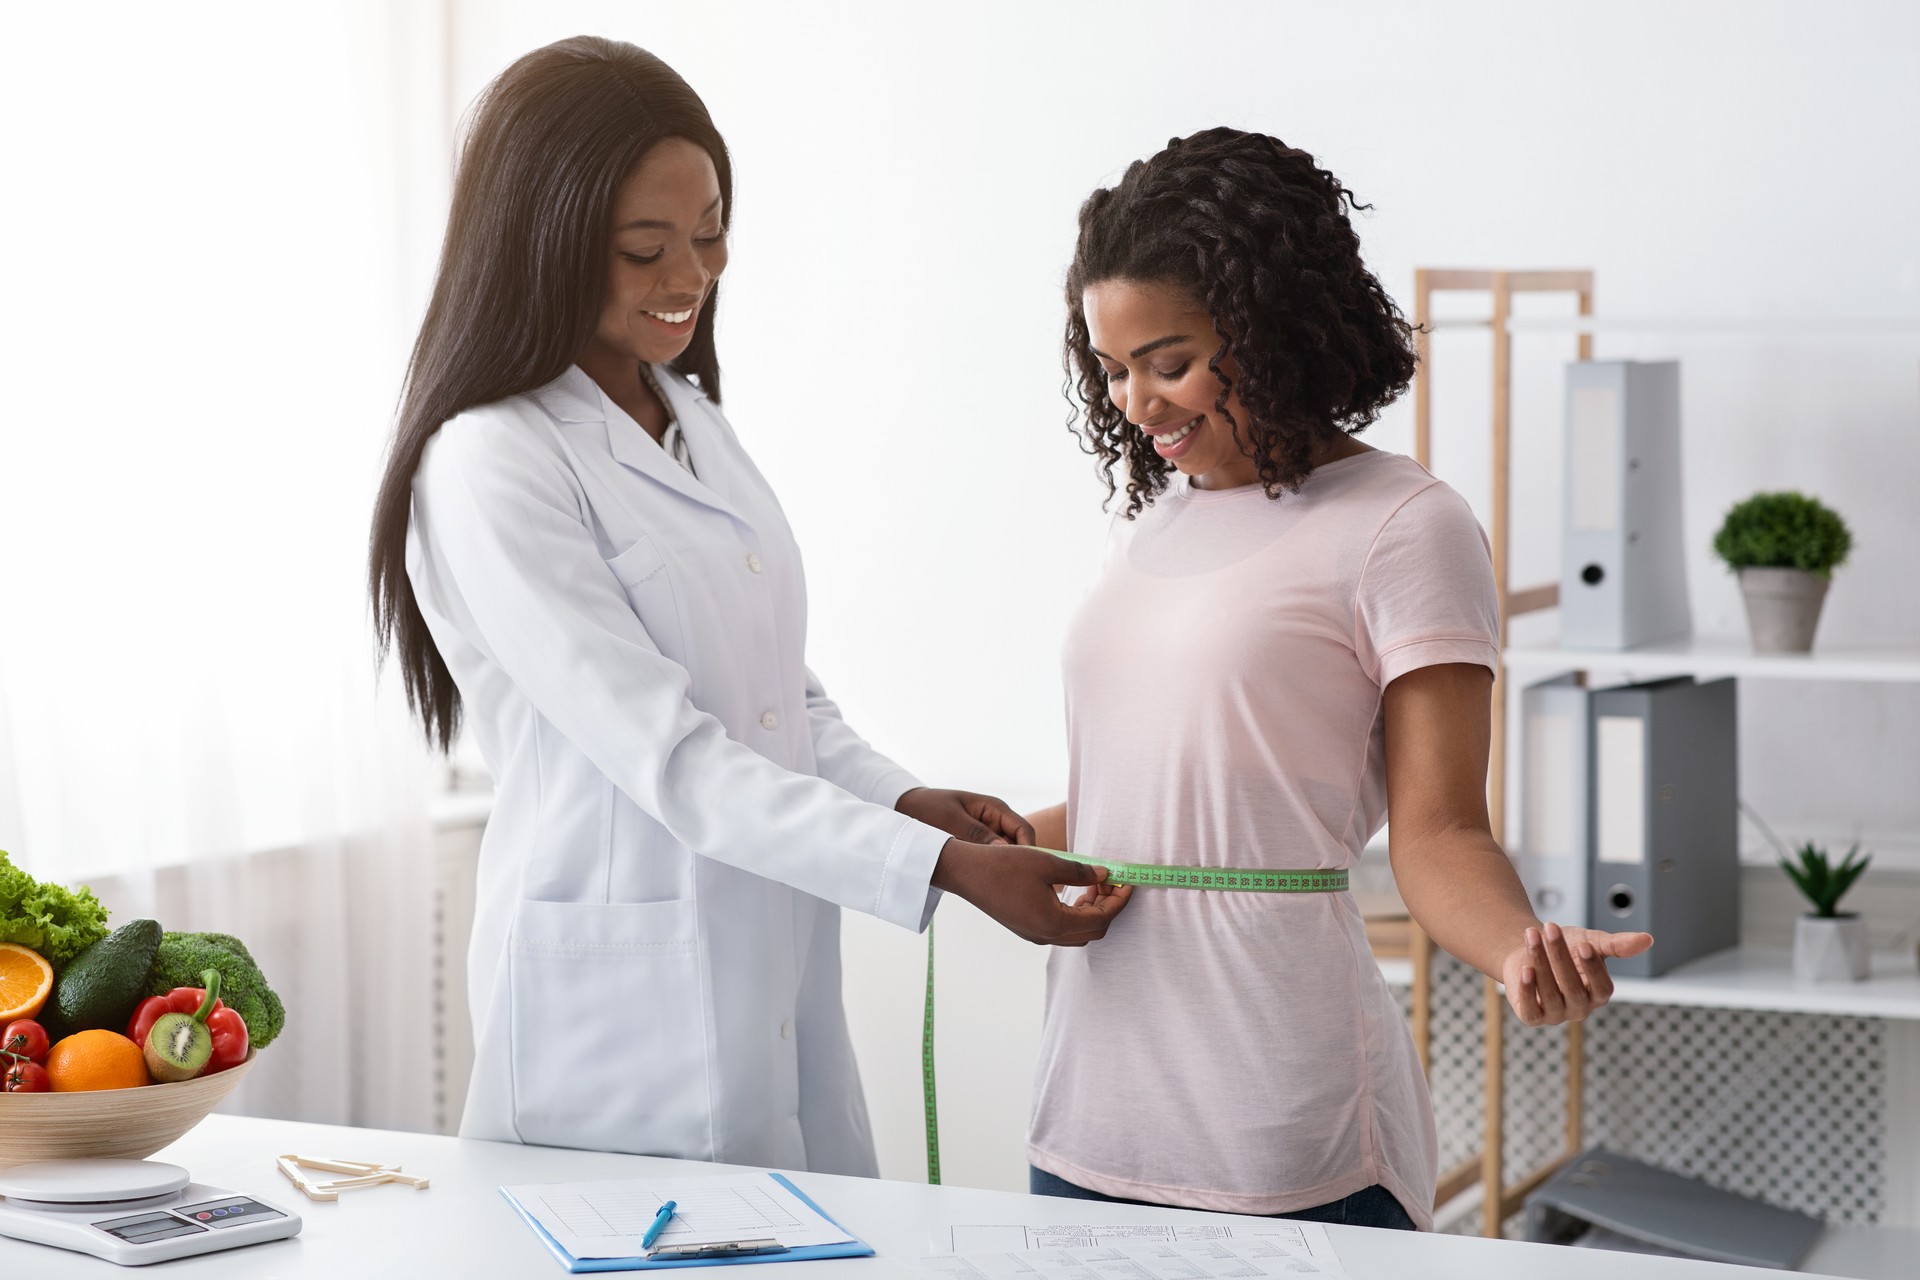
xmin=1525 ymin=1149 xmax=1822 ymax=1270
xmin=1517 ymin=673 xmax=1593 ymax=928
xmin=1589 ymin=677 xmax=1738 ymax=978
xmin=1561 ymin=360 xmax=1691 ymax=650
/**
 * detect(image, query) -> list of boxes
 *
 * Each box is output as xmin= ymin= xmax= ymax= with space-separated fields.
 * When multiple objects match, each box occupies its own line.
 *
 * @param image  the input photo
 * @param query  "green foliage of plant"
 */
xmin=0 ymin=849 xmax=110 ymax=968
xmin=1712 ymin=491 xmax=1852 ymax=577
xmin=1780 ymin=841 xmax=1871 ymax=918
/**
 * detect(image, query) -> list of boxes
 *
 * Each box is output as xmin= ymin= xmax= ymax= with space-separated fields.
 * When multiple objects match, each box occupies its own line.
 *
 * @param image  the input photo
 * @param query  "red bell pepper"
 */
xmin=127 ymin=985 xmax=249 ymax=1073
xmin=206 ymin=1002 xmax=248 ymax=1073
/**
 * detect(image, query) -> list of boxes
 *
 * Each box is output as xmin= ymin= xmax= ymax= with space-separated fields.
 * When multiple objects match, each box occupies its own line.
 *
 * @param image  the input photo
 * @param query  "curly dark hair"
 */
xmin=1064 ymin=128 xmax=1416 ymax=517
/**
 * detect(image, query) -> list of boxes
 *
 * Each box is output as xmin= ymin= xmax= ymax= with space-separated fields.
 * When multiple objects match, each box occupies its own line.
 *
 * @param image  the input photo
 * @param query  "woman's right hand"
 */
xmin=931 ymin=842 xmax=1133 ymax=946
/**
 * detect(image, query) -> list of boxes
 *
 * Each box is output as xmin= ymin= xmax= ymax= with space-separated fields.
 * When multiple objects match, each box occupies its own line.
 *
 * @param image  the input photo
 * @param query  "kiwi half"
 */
xmin=144 ymin=1012 xmax=212 ymax=1082
xmin=142 ymin=969 xmax=223 ymax=1084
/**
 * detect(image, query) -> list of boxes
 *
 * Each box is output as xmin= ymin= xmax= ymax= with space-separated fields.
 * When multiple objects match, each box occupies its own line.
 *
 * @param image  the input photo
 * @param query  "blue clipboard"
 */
xmin=500 ymin=1172 xmax=876 ymax=1273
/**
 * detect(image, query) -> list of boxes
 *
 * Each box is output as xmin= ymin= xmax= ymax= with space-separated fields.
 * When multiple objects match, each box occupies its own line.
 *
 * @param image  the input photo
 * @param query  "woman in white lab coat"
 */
xmin=368 ymin=37 xmax=1127 ymax=1174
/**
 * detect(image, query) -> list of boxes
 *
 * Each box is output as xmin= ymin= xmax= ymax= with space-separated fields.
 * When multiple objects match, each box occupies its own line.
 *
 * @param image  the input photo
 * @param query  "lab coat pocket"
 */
xmin=507 ymin=897 xmax=713 ymax=1158
xmin=603 ymin=534 xmax=688 ymax=666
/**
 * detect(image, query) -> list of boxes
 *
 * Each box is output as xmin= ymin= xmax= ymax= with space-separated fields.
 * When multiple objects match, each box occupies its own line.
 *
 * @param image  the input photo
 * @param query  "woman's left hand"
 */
xmin=896 ymin=787 xmax=1035 ymax=847
xmin=1500 ymin=921 xmax=1654 ymax=1026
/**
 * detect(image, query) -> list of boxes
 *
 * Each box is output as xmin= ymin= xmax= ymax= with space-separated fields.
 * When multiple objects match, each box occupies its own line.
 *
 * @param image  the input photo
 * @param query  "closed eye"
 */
xmin=622 ymin=250 xmax=664 ymax=266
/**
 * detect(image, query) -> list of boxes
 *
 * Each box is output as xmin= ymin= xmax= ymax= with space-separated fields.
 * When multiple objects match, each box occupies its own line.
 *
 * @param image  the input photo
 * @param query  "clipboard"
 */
xmin=500 ymin=1173 xmax=875 ymax=1273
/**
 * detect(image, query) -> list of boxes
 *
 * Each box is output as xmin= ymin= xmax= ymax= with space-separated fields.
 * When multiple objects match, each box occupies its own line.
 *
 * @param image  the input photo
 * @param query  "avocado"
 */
xmin=48 ymin=918 xmax=163 ymax=1037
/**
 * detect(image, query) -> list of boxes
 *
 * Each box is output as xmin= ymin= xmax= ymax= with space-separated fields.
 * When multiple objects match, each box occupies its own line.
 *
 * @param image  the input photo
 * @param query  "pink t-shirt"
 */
xmin=1029 ymin=450 xmax=1500 ymax=1229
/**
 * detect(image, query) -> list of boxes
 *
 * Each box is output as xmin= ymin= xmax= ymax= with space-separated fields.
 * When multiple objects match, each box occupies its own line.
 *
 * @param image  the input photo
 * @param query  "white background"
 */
xmin=1 ymin=0 xmax=1915 ymax=1188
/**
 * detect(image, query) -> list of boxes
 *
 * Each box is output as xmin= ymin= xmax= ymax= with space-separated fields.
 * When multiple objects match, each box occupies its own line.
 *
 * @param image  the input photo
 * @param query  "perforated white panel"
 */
xmin=1399 ymin=953 xmax=1887 ymax=1235
xmin=1585 ymin=1003 xmax=1885 ymax=1226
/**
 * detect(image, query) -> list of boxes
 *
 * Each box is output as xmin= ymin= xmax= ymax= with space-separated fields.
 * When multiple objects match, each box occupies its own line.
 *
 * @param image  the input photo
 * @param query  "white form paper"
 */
xmin=943 ymin=1224 xmax=1344 ymax=1275
xmin=912 ymin=1237 xmax=1344 ymax=1280
xmin=500 ymin=1172 xmax=853 ymax=1260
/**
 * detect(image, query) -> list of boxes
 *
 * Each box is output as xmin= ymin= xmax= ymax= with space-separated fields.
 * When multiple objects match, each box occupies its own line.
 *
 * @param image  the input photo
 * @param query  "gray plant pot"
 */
xmin=1793 ymin=913 xmax=1869 ymax=982
xmin=1738 ymin=567 xmax=1830 ymax=653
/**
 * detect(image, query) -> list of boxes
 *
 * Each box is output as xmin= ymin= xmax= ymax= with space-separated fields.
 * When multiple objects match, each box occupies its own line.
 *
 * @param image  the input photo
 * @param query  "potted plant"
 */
xmin=1711 ymin=491 xmax=1852 ymax=653
xmin=1782 ymin=841 xmax=1872 ymax=982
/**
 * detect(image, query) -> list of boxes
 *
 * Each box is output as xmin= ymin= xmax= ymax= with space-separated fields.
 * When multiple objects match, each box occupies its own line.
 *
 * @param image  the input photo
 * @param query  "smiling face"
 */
xmin=582 ymin=137 xmax=729 ymax=371
xmin=1082 ymin=279 xmax=1259 ymax=491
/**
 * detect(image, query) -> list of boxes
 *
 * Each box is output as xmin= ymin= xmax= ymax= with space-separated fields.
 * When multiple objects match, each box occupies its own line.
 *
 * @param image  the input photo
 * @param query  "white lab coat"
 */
xmin=405 ymin=364 xmax=947 ymax=1175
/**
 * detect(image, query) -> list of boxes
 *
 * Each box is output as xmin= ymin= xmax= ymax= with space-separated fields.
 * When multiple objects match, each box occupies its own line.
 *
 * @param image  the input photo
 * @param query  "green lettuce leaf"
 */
xmin=0 ymin=849 xmax=110 ymax=968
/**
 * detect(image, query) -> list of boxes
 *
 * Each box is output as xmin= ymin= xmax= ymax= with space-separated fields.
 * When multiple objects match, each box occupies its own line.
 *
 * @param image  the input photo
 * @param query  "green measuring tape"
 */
xmin=920 ymin=849 xmax=1348 ymax=1184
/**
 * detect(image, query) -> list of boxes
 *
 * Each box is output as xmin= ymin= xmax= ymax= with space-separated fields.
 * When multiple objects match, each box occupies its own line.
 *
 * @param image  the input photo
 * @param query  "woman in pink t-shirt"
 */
xmin=1022 ymin=129 xmax=1653 ymax=1230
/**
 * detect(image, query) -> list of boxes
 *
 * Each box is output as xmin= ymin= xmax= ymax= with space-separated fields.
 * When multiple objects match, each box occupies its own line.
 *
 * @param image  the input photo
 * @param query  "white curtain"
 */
xmin=0 ymin=3 xmax=454 ymax=1131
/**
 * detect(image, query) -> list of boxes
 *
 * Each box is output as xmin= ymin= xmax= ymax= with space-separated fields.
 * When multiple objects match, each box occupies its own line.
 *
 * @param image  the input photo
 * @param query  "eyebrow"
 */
xmin=617 ymin=194 xmax=723 ymax=232
xmin=1089 ymin=335 xmax=1191 ymax=361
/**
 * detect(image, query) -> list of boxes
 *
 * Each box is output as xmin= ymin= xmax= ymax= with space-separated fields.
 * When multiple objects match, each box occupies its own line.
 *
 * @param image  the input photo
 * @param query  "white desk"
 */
xmin=0 ymin=1115 xmax=1869 ymax=1278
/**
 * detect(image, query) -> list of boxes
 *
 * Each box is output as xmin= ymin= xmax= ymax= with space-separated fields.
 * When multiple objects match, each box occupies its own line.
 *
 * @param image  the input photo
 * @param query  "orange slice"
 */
xmin=0 ymin=942 xmax=54 ymax=1021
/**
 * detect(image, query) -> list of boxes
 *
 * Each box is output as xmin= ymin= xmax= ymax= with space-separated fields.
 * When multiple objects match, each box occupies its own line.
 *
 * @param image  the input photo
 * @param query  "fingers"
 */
xmin=1037 ymin=884 xmax=1133 ymax=947
xmin=1508 ymin=963 xmax=1545 ymax=1025
xmin=1593 ymin=930 xmax=1655 ymax=958
xmin=1542 ymin=922 xmax=1594 ymax=1017
xmin=1572 ymin=937 xmax=1614 ymax=1005
xmin=970 ymin=793 xmax=1036 ymax=847
xmin=1524 ymin=928 xmax=1568 ymax=1022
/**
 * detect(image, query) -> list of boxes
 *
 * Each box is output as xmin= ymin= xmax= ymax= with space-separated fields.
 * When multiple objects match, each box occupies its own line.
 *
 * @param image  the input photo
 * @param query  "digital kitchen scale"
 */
xmin=0 ymin=1159 xmax=301 ymax=1265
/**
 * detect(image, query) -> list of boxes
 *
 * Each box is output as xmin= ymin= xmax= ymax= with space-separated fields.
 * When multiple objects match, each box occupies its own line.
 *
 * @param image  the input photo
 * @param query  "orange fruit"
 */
xmin=0 ymin=942 xmax=54 ymax=1021
xmin=45 ymin=1029 xmax=151 ymax=1092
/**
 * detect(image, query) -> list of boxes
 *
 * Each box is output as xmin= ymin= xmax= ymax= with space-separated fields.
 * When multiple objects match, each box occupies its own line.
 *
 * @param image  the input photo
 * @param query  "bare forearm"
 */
xmin=1026 ymin=802 xmax=1068 ymax=851
xmin=1390 ymin=826 xmax=1541 ymax=980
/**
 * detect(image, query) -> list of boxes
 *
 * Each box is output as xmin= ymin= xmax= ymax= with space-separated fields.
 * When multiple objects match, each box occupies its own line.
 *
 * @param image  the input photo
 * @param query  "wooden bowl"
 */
xmin=0 ymin=1049 xmax=258 ymax=1167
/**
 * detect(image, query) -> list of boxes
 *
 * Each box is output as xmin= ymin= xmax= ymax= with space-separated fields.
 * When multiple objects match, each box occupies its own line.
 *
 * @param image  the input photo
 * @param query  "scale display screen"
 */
xmin=94 ymin=1211 xmax=207 ymax=1244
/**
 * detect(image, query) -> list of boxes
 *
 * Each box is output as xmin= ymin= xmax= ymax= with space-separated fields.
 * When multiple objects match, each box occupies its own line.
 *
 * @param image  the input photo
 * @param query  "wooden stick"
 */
xmin=1414 ymin=270 xmax=1433 ymax=469
xmin=1410 ymin=921 xmax=1433 ymax=1074
xmin=1481 ymin=978 xmax=1507 ymax=1238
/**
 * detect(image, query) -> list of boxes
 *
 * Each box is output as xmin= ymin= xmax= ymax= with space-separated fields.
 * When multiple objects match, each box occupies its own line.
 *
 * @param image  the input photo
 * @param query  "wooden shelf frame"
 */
xmin=1410 ymin=267 xmax=1595 ymax=1236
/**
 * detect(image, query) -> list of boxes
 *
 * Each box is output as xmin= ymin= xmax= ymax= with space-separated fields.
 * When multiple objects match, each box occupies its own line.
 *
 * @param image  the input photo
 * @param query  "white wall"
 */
xmin=445 ymin=1 xmax=1920 ymax=1189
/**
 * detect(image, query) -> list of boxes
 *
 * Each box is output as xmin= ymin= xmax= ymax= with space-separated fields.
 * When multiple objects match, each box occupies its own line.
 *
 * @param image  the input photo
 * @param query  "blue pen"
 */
xmin=641 ymin=1199 xmax=678 ymax=1251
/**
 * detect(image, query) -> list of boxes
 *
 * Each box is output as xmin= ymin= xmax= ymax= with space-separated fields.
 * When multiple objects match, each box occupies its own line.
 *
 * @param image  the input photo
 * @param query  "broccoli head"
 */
xmin=146 ymin=931 xmax=286 ymax=1048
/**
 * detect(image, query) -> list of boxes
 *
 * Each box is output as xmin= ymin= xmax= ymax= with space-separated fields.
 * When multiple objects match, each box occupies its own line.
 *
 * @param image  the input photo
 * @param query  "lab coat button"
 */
xmin=746 ymin=552 xmax=763 ymax=574
xmin=760 ymin=711 xmax=779 ymax=731
xmin=779 ymin=1019 xmax=792 ymax=1040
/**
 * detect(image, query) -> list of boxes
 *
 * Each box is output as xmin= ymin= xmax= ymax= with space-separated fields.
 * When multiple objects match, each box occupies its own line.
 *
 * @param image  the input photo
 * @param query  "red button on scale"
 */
xmin=197 ymin=1213 xmax=212 ymax=1220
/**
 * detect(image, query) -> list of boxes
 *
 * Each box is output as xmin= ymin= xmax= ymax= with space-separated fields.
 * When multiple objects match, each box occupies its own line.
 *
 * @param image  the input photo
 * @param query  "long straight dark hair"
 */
xmin=369 ymin=36 xmax=733 ymax=750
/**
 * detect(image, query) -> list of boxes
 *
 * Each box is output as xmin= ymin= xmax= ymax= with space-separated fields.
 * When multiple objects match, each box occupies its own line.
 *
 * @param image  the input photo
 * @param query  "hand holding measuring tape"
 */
xmin=899 ymin=787 xmax=1134 ymax=945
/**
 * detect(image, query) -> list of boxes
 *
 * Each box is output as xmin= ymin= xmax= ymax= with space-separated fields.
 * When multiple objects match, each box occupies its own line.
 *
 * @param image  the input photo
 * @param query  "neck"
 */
xmin=1190 ymin=430 xmax=1372 ymax=490
xmin=577 ymin=349 xmax=669 ymax=442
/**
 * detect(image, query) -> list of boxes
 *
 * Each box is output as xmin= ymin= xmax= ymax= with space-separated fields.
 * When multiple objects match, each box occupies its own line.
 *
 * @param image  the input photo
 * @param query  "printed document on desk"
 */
xmin=500 ymin=1171 xmax=857 ymax=1266
xmin=913 ymin=1236 xmax=1346 ymax=1280
xmin=944 ymin=1222 xmax=1341 ymax=1269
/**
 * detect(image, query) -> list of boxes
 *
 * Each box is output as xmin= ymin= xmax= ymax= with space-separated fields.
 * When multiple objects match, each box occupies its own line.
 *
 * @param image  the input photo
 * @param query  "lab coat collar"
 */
xmin=534 ymin=365 xmax=741 ymax=522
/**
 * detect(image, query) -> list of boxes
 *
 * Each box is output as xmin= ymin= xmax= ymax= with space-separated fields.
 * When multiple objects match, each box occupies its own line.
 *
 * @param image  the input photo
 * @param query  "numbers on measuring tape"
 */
xmin=1050 ymin=851 xmax=1348 ymax=895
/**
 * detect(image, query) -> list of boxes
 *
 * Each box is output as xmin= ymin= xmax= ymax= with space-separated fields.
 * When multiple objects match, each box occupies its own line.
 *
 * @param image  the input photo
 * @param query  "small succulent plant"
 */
xmin=1780 ymin=841 xmax=1871 ymax=918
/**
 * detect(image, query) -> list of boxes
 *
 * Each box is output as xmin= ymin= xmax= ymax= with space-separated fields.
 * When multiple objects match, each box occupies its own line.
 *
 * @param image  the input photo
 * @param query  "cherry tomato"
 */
xmin=3 ymin=1060 xmax=49 ymax=1092
xmin=2 ymin=1019 xmax=48 ymax=1064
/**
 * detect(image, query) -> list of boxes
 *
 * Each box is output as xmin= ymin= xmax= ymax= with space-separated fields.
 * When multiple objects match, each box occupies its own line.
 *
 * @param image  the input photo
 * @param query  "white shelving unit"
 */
xmin=1606 ymin=947 xmax=1920 ymax=1021
xmin=1412 ymin=267 xmax=1920 ymax=1265
xmin=1504 ymin=639 xmax=1920 ymax=686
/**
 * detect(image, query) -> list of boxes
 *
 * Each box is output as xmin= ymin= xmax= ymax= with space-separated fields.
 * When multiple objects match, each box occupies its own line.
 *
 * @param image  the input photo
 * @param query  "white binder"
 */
xmin=1517 ymin=673 xmax=1593 ymax=928
xmin=1561 ymin=361 xmax=1691 ymax=650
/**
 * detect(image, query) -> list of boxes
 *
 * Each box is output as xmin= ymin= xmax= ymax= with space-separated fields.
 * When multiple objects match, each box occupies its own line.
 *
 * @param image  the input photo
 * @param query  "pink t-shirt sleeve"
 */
xmin=1354 ymin=481 xmax=1502 ymax=688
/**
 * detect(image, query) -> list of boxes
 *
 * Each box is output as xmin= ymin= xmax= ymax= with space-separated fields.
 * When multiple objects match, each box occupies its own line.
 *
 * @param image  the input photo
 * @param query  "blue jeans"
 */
xmin=1028 ymin=1166 xmax=1417 ymax=1231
